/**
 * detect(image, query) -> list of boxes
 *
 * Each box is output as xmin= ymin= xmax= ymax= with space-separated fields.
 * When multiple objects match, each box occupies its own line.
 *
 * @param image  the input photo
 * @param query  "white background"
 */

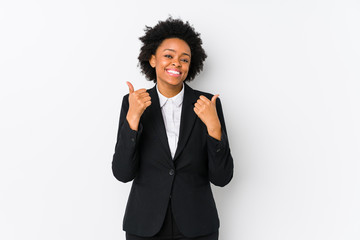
xmin=1 ymin=0 xmax=359 ymax=239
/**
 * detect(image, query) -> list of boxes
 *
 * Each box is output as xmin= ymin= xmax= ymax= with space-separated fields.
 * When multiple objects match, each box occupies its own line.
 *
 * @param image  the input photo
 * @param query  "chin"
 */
xmin=165 ymin=79 xmax=184 ymax=86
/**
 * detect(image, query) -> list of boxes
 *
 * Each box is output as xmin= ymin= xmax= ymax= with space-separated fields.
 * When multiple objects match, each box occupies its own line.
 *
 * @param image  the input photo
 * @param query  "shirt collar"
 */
xmin=156 ymin=83 xmax=185 ymax=108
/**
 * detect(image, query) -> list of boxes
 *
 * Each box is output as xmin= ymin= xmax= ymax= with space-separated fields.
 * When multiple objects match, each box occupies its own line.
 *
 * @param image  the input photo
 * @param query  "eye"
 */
xmin=164 ymin=54 xmax=173 ymax=59
xmin=181 ymin=59 xmax=189 ymax=63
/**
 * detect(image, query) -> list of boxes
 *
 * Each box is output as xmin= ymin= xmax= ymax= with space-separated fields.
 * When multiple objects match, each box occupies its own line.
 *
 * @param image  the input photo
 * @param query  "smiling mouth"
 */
xmin=166 ymin=69 xmax=181 ymax=76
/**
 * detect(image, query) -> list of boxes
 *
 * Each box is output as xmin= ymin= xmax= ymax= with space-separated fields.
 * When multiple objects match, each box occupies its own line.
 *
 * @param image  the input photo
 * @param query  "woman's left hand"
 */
xmin=194 ymin=95 xmax=222 ymax=140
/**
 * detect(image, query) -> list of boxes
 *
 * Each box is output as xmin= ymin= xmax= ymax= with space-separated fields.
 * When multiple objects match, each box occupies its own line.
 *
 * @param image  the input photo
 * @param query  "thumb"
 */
xmin=211 ymin=94 xmax=219 ymax=104
xmin=126 ymin=81 xmax=134 ymax=93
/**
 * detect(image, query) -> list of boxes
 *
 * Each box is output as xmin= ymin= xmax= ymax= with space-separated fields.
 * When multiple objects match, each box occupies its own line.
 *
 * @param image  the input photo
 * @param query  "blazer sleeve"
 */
xmin=206 ymin=98 xmax=234 ymax=187
xmin=112 ymin=94 xmax=143 ymax=183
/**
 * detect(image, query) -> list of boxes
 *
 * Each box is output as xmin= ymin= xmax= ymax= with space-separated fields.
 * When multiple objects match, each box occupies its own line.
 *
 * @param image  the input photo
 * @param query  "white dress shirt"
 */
xmin=156 ymin=84 xmax=185 ymax=159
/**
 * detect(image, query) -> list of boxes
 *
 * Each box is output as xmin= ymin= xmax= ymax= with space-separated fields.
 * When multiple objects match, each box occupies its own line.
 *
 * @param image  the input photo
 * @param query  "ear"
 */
xmin=149 ymin=55 xmax=156 ymax=68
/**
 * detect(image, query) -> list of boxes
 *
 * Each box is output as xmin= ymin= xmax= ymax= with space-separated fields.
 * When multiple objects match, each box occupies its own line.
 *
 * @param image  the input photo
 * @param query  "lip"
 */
xmin=166 ymin=68 xmax=181 ymax=77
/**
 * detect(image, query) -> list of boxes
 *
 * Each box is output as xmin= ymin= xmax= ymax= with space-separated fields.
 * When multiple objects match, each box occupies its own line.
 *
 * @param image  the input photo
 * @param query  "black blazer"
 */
xmin=112 ymin=83 xmax=233 ymax=238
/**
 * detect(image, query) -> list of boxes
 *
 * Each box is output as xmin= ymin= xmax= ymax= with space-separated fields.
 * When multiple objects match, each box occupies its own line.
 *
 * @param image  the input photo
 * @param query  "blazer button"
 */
xmin=169 ymin=169 xmax=175 ymax=176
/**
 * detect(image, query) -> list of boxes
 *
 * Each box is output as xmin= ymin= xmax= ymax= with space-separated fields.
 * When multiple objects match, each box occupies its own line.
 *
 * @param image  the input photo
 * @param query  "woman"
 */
xmin=112 ymin=18 xmax=234 ymax=240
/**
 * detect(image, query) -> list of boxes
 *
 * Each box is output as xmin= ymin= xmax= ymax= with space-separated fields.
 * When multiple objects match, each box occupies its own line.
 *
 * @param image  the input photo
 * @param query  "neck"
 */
xmin=157 ymin=82 xmax=184 ymax=98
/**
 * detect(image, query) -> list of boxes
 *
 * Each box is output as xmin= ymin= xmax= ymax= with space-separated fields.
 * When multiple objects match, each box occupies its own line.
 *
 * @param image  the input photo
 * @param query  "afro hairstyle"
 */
xmin=138 ymin=17 xmax=207 ymax=82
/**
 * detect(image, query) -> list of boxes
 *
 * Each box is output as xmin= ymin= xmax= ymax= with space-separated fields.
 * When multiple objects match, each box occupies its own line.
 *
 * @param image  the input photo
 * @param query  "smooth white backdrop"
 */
xmin=1 ymin=1 xmax=359 ymax=239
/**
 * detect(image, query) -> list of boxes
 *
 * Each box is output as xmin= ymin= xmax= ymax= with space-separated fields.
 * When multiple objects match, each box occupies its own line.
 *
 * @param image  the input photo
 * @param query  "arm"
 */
xmin=206 ymin=98 xmax=234 ymax=187
xmin=193 ymin=95 xmax=234 ymax=187
xmin=112 ymin=95 xmax=143 ymax=183
xmin=112 ymin=82 xmax=151 ymax=183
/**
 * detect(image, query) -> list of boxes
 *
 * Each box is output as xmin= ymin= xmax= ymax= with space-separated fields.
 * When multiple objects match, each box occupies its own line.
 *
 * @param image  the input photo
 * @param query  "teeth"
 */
xmin=167 ymin=70 xmax=180 ymax=74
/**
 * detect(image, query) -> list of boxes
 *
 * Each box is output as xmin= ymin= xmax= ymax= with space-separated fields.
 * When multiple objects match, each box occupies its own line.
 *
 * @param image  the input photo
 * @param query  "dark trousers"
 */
xmin=126 ymin=202 xmax=219 ymax=240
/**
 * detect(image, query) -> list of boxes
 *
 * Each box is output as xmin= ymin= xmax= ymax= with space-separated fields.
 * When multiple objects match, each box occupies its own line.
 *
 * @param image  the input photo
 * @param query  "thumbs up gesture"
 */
xmin=126 ymin=81 xmax=151 ymax=131
xmin=193 ymin=95 xmax=222 ymax=140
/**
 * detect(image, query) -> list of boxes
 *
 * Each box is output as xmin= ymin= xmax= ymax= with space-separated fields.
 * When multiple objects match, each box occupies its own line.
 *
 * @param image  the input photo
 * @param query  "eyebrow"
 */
xmin=163 ymin=49 xmax=191 ymax=57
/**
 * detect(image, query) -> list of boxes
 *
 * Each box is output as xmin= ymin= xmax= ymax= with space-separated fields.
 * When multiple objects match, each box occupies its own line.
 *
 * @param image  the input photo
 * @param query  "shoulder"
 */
xmin=186 ymin=84 xmax=214 ymax=100
xmin=193 ymin=89 xmax=214 ymax=99
xmin=121 ymin=85 xmax=154 ymax=100
xmin=121 ymin=93 xmax=129 ymax=103
xmin=187 ymin=85 xmax=222 ymax=105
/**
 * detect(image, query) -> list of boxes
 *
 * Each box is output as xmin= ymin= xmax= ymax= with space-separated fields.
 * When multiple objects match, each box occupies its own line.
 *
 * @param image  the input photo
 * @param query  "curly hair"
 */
xmin=138 ymin=17 xmax=207 ymax=82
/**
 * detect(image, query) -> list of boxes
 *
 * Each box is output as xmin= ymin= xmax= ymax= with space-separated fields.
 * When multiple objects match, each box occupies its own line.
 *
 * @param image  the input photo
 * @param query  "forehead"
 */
xmin=156 ymin=38 xmax=191 ymax=55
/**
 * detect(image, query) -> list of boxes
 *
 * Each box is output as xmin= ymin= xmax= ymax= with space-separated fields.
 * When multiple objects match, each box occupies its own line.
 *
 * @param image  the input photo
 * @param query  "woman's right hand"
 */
xmin=126 ymin=81 xmax=151 ymax=131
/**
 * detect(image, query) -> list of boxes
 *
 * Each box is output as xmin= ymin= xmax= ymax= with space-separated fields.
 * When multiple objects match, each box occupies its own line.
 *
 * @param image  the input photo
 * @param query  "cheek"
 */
xmin=158 ymin=59 xmax=170 ymax=68
xmin=154 ymin=60 xmax=166 ymax=71
xmin=184 ymin=64 xmax=190 ymax=73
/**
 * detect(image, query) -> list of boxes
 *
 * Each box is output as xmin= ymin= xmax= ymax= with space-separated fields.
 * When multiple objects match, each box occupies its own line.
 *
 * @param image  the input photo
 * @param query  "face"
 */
xmin=149 ymin=38 xmax=191 ymax=89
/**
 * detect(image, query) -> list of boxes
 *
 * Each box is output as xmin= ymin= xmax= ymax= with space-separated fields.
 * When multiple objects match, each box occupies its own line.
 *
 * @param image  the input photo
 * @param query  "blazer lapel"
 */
xmin=173 ymin=83 xmax=198 ymax=161
xmin=147 ymin=86 xmax=173 ymax=164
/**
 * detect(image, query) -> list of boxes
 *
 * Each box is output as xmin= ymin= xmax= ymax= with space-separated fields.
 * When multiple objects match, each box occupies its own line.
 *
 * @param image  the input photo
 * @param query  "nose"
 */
xmin=171 ymin=58 xmax=181 ymax=67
